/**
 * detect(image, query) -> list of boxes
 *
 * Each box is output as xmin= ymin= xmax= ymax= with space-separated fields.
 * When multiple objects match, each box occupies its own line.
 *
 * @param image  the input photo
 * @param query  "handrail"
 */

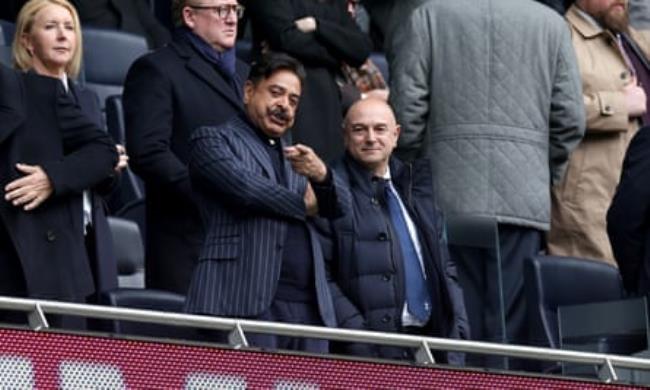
xmin=0 ymin=296 xmax=648 ymax=383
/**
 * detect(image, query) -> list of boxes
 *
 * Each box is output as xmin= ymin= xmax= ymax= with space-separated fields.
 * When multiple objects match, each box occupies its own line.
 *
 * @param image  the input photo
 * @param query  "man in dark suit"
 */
xmin=123 ymin=0 xmax=248 ymax=294
xmin=608 ymin=127 xmax=650 ymax=296
xmin=0 ymin=65 xmax=117 ymax=313
xmin=184 ymin=53 xmax=350 ymax=353
xmin=319 ymin=98 xmax=469 ymax=364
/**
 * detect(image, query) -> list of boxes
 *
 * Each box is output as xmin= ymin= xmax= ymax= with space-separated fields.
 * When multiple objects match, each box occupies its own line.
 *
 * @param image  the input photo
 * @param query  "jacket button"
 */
xmin=382 ymin=273 xmax=391 ymax=282
xmin=620 ymin=71 xmax=628 ymax=80
xmin=381 ymin=315 xmax=391 ymax=323
xmin=377 ymin=232 xmax=387 ymax=241
xmin=46 ymin=230 xmax=56 ymax=242
xmin=604 ymin=105 xmax=612 ymax=113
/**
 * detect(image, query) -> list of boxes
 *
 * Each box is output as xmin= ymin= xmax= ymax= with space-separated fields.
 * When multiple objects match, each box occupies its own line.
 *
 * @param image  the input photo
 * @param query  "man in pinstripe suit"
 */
xmin=184 ymin=52 xmax=350 ymax=353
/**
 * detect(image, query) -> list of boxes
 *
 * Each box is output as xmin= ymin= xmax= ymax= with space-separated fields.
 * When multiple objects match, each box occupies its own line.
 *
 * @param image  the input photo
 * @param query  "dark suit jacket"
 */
xmin=69 ymin=82 xmax=118 ymax=297
xmin=183 ymin=116 xmax=350 ymax=326
xmin=318 ymin=156 xmax=469 ymax=364
xmin=247 ymin=0 xmax=372 ymax=162
xmin=0 ymin=66 xmax=117 ymax=300
xmin=124 ymin=33 xmax=249 ymax=294
xmin=72 ymin=0 xmax=171 ymax=48
xmin=608 ymin=126 xmax=650 ymax=295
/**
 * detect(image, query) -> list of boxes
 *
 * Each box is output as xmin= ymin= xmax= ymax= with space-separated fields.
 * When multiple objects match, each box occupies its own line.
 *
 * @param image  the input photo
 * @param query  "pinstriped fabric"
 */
xmin=184 ymin=117 xmax=349 ymax=322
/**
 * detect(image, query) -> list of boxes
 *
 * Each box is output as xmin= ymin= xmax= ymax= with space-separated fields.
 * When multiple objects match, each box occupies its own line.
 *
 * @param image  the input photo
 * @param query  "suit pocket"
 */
xmin=199 ymin=235 xmax=240 ymax=261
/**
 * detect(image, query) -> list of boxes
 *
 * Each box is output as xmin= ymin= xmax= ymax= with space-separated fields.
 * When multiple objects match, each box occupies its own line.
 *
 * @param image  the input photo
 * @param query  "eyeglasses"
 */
xmin=189 ymin=4 xmax=245 ymax=19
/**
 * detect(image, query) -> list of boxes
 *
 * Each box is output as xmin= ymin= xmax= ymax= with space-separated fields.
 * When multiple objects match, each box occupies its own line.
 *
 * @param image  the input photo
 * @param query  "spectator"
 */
xmin=319 ymin=98 xmax=469 ymax=364
xmin=123 ymin=0 xmax=249 ymax=295
xmin=247 ymin=0 xmax=372 ymax=162
xmin=608 ymin=126 xmax=650 ymax=296
xmin=389 ymin=0 xmax=585 ymax=366
xmin=70 ymin=0 xmax=171 ymax=49
xmin=184 ymin=53 xmax=349 ymax=352
xmin=0 ymin=63 xmax=117 ymax=326
xmin=12 ymin=0 xmax=128 ymax=302
xmin=548 ymin=0 xmax=650 ymax=264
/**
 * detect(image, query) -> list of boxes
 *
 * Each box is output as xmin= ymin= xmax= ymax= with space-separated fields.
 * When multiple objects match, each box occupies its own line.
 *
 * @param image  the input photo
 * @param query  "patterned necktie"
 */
xmin=383 ymin=181 xmax=431 ymax=323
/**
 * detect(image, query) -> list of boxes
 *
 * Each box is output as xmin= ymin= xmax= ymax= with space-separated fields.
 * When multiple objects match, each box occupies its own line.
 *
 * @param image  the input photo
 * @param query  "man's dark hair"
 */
xmin=248 ymin=52 xmax=307 ymax=87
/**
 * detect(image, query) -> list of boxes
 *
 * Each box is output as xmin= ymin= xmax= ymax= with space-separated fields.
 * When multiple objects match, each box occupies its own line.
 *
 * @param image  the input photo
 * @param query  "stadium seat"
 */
xmin=0 ymin=46 xmax=11 ymax=67
xmin=105 ymin=94 xmax=146 ymax=216
xmin=525 ymin=255 xmax=647 ymax=375
xmin=447 ymin=214 xmax=507 ymax=368
xmin=107 ymin=216 xmax=145 ymax=288
xmin=0 ymin=20 xmax=14 ymax=45
xmin=525 ymin=255 xmax=626 ymax=350
xmin=100 ymin=288 xmax=197 ymax=340
xmin=113 ymin=198 xmax=146 ymax=249
xmin=82 ymin=28 xmax=148 ymax=111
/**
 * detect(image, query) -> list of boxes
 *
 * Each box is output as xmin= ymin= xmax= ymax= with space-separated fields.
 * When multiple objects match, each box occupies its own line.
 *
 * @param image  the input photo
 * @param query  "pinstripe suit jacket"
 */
xmin=184 ymin=115 xmax=349 ymax=326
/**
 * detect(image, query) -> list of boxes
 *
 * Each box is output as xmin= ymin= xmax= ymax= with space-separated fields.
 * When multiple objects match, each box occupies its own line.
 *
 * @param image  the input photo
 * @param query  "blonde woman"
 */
xmin=12 ymin=0 xmax=126 ymax=307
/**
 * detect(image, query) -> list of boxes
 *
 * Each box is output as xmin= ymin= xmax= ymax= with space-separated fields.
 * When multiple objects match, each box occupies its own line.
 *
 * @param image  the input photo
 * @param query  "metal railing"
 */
xmin=0 ymin=296 xmax=649 ymax=384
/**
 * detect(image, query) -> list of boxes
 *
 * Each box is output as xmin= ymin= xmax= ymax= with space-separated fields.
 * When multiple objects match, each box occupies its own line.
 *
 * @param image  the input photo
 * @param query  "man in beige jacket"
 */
xmin=549 ymin=0 xmax=650 ymax=264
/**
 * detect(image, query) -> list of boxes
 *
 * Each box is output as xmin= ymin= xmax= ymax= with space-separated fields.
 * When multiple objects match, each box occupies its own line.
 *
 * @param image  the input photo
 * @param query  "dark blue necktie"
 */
xmin=383 ymin=181 xmax=431 ymax=323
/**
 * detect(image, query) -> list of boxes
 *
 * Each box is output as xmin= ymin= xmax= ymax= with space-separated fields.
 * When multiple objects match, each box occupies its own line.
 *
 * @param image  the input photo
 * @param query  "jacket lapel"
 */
xmin=171 ymin=39 xmax=243 ymax=110
xmin=626 ymin=30 xmax=650 ymax=72
xmin=231 ymin=116 xmax=275 ymax=181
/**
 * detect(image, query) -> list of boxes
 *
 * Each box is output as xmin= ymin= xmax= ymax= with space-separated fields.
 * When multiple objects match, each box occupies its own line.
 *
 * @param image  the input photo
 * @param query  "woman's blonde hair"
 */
xmin=12 ymin=0 xmax=83 ymax=78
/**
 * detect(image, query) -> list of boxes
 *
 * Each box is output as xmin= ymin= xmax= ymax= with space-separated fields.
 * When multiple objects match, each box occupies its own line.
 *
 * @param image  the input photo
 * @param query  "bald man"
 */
xmin=317 ymin=99 xmax=469 ymax=365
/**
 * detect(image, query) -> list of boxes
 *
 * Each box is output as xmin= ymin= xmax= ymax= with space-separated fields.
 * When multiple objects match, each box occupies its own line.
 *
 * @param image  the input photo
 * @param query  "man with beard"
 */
xmin=184 ymin=52 xmax=350 ymax=353
xmin=548 ymin=0 xmax=650 ymax=264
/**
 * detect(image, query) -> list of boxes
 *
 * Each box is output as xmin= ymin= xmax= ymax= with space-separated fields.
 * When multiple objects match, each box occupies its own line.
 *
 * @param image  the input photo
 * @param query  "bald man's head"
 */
xmin=343 ymin=98 xmax=401 ymax=176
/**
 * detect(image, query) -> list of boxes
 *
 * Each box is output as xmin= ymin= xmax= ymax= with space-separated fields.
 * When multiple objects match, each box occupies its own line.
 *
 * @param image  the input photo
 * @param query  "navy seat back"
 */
xmin=100 ymin=288 xmax=197 ymax=340
xmin=524 ymin=255 xmax=625 ymax=349
xmin=82 ymin=28 xmax=148 ymax=110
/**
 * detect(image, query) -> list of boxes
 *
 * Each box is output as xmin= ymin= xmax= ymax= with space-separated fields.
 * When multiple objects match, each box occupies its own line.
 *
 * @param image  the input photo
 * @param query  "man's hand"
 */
xmin=295 ymin=16 xmax=317 ymax=33
xmin=624 ymin=79 xmax=647 ymax=118
xmin=4 ymin=163 xmax=53 ymax=211
xmin=304 ymin=182 xmax=318 ymax=217
xmin=285 ymin=144 xmax=328 ymax=182
xmin=115 ymin=144 xmax=129 ymax=172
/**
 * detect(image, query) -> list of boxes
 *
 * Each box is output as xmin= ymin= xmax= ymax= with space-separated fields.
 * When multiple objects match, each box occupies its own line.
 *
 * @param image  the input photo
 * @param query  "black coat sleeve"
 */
xmin=607 ymin=127 xmax=650 ymax=293
xmin=40 ymin=84 xmax=118 ymax=197
xmin=123 ymin=56 xmax=194 ymax=203
xmin=248 ymin=0 xmax=371 ymax=68
xmin=0 ymin=65 xmax=24 ymax=144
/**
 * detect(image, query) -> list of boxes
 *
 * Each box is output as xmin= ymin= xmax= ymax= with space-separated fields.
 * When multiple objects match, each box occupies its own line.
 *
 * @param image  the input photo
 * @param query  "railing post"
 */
xmin=599 ymin=358 xmax=619 ymax=383
xmin=228 ymin=322 xmax=249 ymax=349
xmin=415 ymin=340 xmax=435 ymax=365
xmin=27 ymin=303 xmax=49 ymax=331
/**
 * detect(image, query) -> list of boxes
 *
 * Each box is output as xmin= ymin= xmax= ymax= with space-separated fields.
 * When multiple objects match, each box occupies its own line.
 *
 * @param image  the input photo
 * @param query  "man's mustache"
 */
xmin=269 ymin=107 xmax=290 ymax=122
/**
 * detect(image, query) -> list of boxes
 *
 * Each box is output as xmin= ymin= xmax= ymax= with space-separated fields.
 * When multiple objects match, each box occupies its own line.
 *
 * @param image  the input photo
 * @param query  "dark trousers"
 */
xmin=452 ymin=224 xmax=541 ymax=368
xmin=247 ymin=299 xmax=328 ymax=354
xmin=0 ymin=220 xmax=29 ymax=325
xmin=0 ymin=221 xmax=86 ymax=330
xmin=200 ymin=298 xmax=329 ymax=354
